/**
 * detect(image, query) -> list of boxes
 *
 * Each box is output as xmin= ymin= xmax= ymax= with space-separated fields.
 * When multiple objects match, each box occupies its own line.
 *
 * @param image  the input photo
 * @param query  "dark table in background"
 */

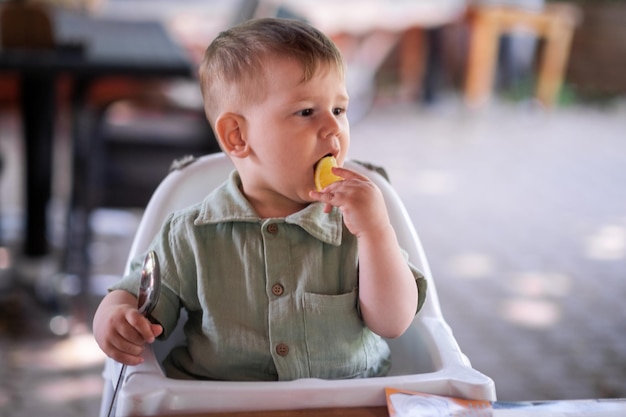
xmin=0 ymin=9 xmax=193 ymax=259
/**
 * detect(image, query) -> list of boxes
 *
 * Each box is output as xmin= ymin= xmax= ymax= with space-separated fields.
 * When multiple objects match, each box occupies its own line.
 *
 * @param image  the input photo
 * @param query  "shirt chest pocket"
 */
xmin=302 ymin=289 xmax=385 ymax=379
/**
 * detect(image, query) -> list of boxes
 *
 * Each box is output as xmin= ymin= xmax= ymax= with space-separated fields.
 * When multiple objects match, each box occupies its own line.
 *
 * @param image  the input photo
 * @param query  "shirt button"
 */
xmin=276 ymin=343 xmax=289 ymax=357
xmin=266 ymin=223 xmax=279 ymax=234
xmin=271 ymin=283 xmax=284 ymax=296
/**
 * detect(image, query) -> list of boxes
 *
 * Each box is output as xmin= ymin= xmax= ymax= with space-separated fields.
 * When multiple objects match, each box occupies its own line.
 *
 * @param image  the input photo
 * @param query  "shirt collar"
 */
xmin=194 ymin=171 xmax=343 ymax=246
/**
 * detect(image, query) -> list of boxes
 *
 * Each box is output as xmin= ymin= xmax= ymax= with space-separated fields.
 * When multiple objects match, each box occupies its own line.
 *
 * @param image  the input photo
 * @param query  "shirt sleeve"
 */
xmin=410 ymin=261 xmax=428 ymax=315
xmin=107 ymin=252 xmax=181 ymax=338
xmin=401 ymin=248 xmax=427 ymax=315
xmin=107 ymin=213 xmax=183 ymax=339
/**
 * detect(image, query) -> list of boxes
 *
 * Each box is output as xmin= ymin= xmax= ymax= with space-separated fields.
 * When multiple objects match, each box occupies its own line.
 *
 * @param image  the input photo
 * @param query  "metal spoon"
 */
xmin=107 ymin=250 xmax=161 ymax=417
xmin=136 ymin=250 xmax=161 ymax=317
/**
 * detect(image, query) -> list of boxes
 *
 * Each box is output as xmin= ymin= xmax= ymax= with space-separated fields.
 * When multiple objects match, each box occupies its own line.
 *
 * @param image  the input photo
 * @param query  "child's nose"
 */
xmin=320 ymin=112 xmax=342 ymax=139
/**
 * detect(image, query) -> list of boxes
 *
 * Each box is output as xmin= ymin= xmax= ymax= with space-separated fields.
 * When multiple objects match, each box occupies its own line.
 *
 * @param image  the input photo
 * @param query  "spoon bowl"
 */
xmin=137 ymin=250 xmax=161 ymax=316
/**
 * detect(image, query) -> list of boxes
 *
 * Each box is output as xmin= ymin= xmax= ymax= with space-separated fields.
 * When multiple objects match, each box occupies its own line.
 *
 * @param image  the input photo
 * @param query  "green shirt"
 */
xmin=112 ymin=171 xmax=426 ymax=381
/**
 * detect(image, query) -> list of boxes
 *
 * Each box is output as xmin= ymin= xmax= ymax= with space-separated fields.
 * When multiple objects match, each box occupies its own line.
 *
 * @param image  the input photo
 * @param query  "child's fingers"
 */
xmin=126 ymin=310 xmax=157 ymax=343
xmin=110 ymin=333 xmax=145 ymax=357
xmin=98 ymin=324 xmax=144 ymax=365
xmin=115 ymin=352 xmax=145 ymax=366
xmin=113 ymin=320 xmax=148 ymax=349
xmin=151 ymin=324 xmax=164 ymax=338
xmin=106 ymin=318 xmax=162 ymax=366
xmin=309 ymin=189 xmax=340 ymax=208
xmin=108 ymin=342 xmax=145 ymax=366
xmin=331 ymin=166 xmax=368 ymax=181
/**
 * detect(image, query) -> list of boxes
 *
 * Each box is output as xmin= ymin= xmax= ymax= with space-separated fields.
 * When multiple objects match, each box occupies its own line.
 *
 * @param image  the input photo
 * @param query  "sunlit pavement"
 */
xmin=351 ymin=97 xmax=626 ymax=401
xmin=1 ymin=96 xmax=625 ymax=415
xmin=0 ymin=330 xmax=105 ymax=417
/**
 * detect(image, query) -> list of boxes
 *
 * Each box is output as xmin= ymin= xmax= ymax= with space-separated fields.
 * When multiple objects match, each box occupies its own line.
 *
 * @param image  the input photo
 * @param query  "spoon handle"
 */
xmin=107 ymin=364 xmax=127 ymax=417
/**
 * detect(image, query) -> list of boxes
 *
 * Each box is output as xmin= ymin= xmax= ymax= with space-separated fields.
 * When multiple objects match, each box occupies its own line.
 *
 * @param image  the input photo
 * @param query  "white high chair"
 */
xmin=99 ymin=152 xmax=496 ymax=416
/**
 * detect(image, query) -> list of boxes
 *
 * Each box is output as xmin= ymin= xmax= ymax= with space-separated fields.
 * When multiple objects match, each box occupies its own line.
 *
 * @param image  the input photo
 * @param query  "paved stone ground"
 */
xmin=350 ymin=97 xmax=626 ymax=402
xmin=1 ymin=97 xmax=625 ymax=416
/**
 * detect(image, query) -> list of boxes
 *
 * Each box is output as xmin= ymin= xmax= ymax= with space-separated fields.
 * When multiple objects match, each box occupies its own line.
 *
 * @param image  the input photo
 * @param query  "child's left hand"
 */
xmin=309 ymin=167 xmax=388 ymax=238
xmin=311 ymin=166 xmax=418 ymax=338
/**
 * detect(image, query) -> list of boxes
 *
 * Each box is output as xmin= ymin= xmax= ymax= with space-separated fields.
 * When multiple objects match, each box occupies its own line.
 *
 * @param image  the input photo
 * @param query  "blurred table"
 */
xmin=261 ymin=0 xmax=467 ymax=34
xmin=260 ymin=0 xmax=467 ymax=113
xmin=0 ymin=9 xmax=193 ymax=258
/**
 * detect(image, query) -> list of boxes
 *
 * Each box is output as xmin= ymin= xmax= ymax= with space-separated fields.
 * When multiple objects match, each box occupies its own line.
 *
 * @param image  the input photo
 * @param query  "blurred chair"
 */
xmin=63 ymin=0 xmax=258 ymax=292
xmin=64 ymin=80 xmax=220 ymax=290
xmin=0 ymin=151 xmax=3 ymax=253
xmin=263 ymin=0 xmax=469 ymax=114
xmin=100 ymin=153 xmax=496 ymax=416
xmin=465 ymin=1 xmax=582 ymax=108
xmin=0 ymin=0 xmax=55 ymax=262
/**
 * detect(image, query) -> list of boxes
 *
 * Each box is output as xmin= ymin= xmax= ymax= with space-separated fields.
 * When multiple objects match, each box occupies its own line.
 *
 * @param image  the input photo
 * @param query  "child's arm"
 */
xmin=309 ymin=167 xmax=418 ymax=338
xmin=93 ymin=290 xmax=163 ymax=365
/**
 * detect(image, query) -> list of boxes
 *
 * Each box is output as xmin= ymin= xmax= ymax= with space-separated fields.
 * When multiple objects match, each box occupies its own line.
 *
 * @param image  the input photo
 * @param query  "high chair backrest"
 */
xmin=101 ymin=152 xmax=496 ymax=417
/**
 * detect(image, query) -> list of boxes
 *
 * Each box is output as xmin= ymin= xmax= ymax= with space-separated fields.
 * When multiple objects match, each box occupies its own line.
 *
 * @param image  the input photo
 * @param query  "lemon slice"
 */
xmin=314 ymin=156 xmax=343 ymax=191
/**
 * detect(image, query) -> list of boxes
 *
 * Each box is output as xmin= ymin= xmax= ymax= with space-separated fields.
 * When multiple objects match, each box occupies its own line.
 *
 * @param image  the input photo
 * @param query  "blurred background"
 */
xmin=1 ymin=0 xmax=625 ymax=415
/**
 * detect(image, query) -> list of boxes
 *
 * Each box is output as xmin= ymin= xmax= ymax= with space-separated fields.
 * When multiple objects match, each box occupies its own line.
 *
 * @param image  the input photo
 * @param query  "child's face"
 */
xmin=240 ymin=56 xmax=350 ymax=212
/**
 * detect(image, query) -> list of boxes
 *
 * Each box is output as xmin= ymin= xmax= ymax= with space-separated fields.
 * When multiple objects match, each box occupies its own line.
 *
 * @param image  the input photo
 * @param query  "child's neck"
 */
xmin=237 ymin=176 xmax=309 ymax=218
xmin=250 ymin=198 xmax=309 ymax=219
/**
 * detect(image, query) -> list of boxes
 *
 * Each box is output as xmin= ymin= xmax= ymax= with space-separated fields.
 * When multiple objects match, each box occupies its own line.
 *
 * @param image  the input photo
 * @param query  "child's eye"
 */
xmin=298 ymin=108 xmax=314 ymax=117
xmin=333 ymin=107 xmax=345 ymax=116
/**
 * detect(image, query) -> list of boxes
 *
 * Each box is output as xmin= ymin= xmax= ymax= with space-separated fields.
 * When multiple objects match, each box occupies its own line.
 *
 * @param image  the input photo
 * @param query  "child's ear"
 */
xmin=215 ymin=112 xmax=250 ymax=158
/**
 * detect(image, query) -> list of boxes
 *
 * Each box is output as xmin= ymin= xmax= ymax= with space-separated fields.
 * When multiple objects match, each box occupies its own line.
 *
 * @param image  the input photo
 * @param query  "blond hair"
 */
xmin=198 ymin=18 xmax=344 ymax=127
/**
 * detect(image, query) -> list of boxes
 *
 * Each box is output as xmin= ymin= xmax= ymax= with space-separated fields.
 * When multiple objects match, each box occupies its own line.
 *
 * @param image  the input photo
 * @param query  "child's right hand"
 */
xmin=93 ymin=290 xmax=163 ymax=366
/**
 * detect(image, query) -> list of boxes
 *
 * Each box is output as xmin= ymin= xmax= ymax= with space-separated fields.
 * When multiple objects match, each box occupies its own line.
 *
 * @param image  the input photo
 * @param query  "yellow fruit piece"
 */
xmin=314 ymin=156 xmax=343 ymax=191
